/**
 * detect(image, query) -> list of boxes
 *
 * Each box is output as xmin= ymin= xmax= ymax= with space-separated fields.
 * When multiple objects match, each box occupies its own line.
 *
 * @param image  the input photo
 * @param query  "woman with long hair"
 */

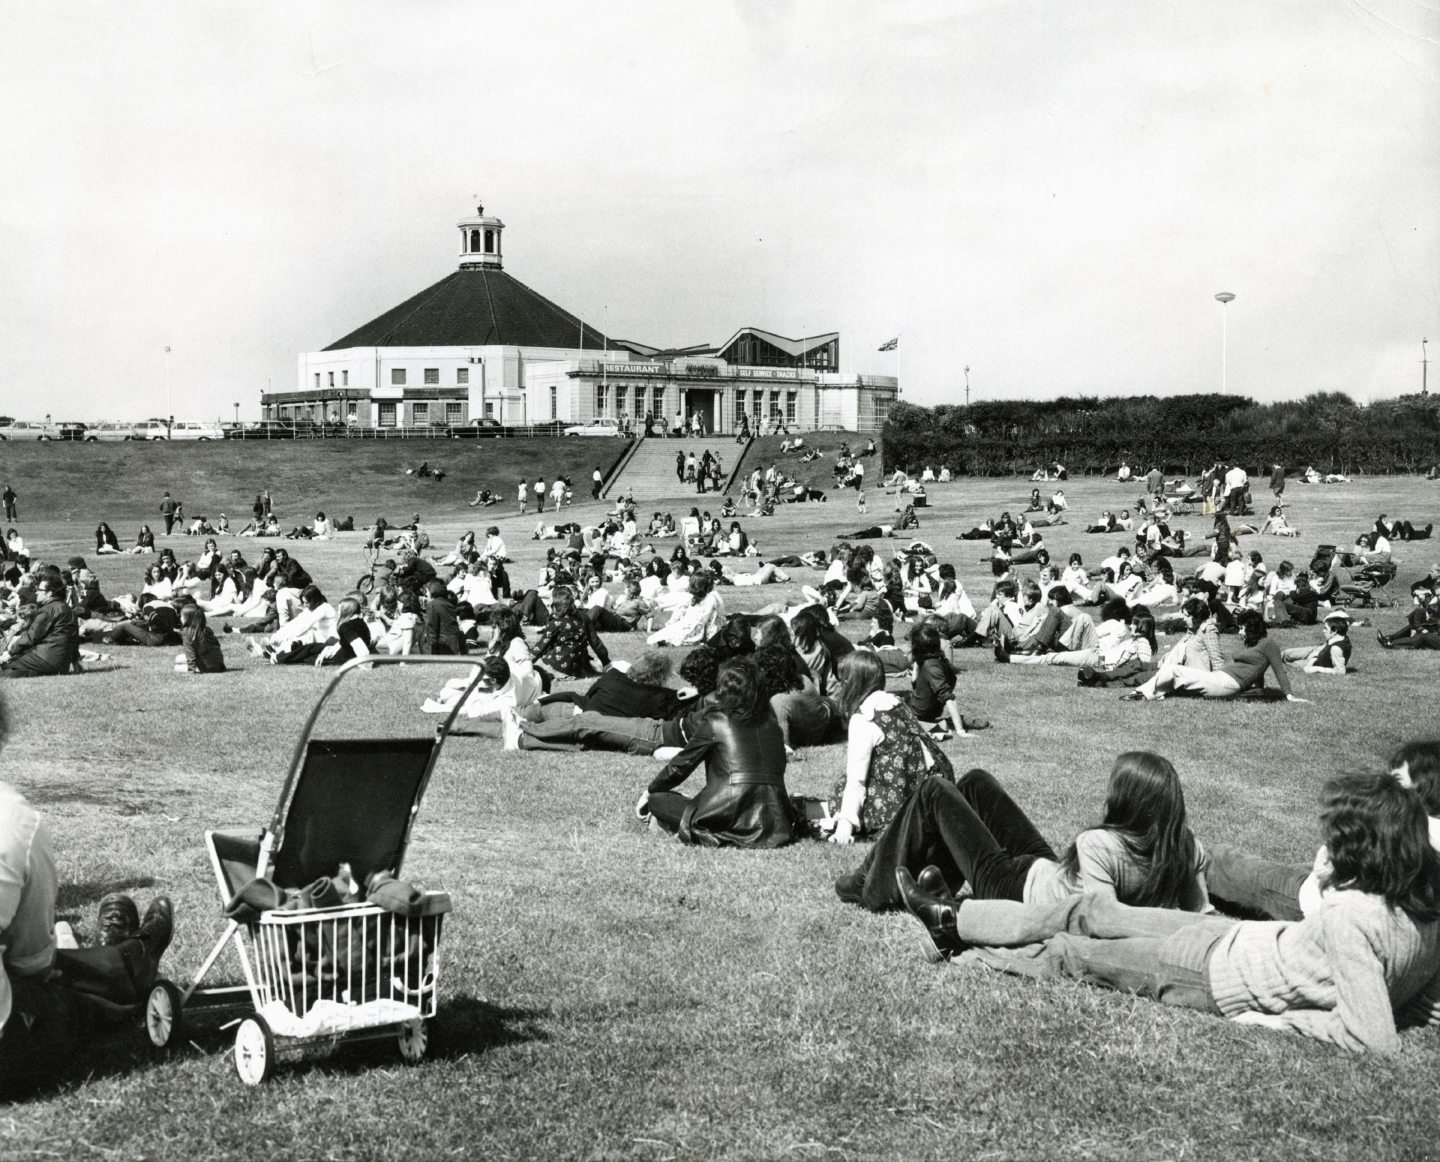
xmin=836 ymin=751 xmax=1208 ymax=915
xmin=906 ymin=770 xmax=1440 ymax=1053
xmin=637 ymin=656 xmax=797 ymax=848
xmin=824 ymin=649 xmax=957 ymax=853
xmin=94 ymin=522 xmax=122 ymax=555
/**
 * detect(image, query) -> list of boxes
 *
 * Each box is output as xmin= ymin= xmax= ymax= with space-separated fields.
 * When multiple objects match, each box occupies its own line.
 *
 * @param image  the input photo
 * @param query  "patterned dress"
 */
xmin=831 ymin=700 xmax=955 ymax=836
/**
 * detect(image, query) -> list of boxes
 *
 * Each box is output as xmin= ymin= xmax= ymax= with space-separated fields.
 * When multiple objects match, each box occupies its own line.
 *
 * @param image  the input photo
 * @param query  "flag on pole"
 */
xmin=877 ymin=337 xmax=898 ymax=352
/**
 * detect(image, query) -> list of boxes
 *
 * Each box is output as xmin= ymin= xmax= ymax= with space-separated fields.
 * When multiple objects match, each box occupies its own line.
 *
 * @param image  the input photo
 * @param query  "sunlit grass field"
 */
xmin=1 ymin=443 xmax=1438 ymax=1161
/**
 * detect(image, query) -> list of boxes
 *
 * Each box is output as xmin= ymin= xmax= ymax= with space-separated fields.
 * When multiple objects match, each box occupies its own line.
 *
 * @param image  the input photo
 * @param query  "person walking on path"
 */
xmin=159 ymin=492 xmax=178 ymax=535
xmin=534 ymin=477 xmax=547 ymax=515
xmin=675 ymin=451 xmax=686 ymax=483
xmin=1 ymin=485 xmax=16 ymax=522
xmin=592 ymin=466 xmax=603 ymax=501
xmin=518 ymin=479 xmax=528 ymax=515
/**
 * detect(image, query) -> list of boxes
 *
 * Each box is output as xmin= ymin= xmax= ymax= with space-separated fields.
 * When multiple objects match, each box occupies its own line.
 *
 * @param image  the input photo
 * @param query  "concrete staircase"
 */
xmin=602 ymin=434 xmax=745 ymax=502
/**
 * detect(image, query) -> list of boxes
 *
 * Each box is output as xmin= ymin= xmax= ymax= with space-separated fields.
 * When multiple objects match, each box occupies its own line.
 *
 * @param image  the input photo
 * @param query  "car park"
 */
xmin=0 ymin=420 xmax=60 ymax=440
xmin=563 ymin=419 xmax=624 ymax=437
xmin=84 ymin=422 xmax=136 ymax=441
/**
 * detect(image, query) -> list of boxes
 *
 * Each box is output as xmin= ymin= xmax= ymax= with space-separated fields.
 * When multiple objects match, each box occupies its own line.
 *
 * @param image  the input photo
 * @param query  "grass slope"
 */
xmin=1 ymin=460 xmax=1439 ymax=1160
xmin=0 ymin=438 xmax=630 ymax=528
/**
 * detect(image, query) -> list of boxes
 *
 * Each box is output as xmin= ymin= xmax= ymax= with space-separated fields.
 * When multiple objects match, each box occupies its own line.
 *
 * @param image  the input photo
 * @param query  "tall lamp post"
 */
xmin=164 ymin=345 xmax=172 ymax=425
xmin=963 ymin=365 xmax=970 ymax=408
xmin=1214 ymin=292 xmax=1235 ymax=392
xmin=1423 ymin=338 xmax=1429 ymax=397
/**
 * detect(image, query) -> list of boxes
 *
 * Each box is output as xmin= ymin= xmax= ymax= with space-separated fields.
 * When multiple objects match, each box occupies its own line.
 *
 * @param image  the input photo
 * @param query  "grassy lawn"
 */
xmin=1 ymin=449 xmax=1438 ymax=1160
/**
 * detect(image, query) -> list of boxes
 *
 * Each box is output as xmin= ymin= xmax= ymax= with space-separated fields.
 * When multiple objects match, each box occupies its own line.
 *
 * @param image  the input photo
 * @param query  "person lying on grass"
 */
xmin=505 ymin=645 xmax=716 ymax=755
xmin=896 ymin=770 xmax=1440 ymax=1056
xmin=1202 ymin=739 xmax=1440 ymax=924
xmin=837 ymin=750 xmax=1208 ymax=915
xmin=1122 ymin=610 xmax=1306 ymax=702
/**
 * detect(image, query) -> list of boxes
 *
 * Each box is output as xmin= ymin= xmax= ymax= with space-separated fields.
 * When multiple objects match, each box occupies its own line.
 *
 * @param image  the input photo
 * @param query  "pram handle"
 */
xmin=269 ymin=655 xmax=489 ymax=843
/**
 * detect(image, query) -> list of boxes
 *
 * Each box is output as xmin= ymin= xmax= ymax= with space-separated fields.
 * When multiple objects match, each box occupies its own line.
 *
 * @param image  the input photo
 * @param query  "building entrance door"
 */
xmin=681 ymin=389 xmax=719 ymax=436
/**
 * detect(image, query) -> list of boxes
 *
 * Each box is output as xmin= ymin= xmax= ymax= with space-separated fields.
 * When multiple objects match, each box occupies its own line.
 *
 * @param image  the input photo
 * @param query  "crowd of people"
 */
xmin=6 ymin=445 xmax=1440 ymax=1101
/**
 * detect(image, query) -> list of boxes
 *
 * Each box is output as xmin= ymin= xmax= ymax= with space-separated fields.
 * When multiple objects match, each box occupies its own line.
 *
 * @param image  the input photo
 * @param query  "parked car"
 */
xmin=0 ymin=420 xmax=60 ymax=441
xmin=84 ymin=421 xmax=137 ymax=442
xmin=133 ymin=420 xmax=224 ymax=441
xmin=223 ymin=421 xmax=295 ymax=440
xmin=446 ymin=418 xmax=508 ymax=439
xmin=56 ymin=421 xmax=88 ymax=441
xmin=563 ymin=419 xmax=624 ymax=437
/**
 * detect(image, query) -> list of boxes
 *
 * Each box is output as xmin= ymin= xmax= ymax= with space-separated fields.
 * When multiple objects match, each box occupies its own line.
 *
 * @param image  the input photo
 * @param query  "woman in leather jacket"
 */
xmin=638 ymin=656 xmax=797 ymax=848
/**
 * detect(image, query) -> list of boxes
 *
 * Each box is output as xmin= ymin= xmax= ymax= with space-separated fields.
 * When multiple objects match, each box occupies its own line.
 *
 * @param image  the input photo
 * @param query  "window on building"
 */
xmin=595 ymin=383 xmax=608 ymax=416
xmin=469 ymin=229 xmax=480 ymax=252
xmin=314 ymin=373 xmax=320 ymax=389
xmin=871 ymin=399 xmax=890 ymax=429
xmin=484 ymin=229 xmax=495 ymax=254
xmin=632 ymin=385 xmax=644 ymax=417
xmin=457 ymin=367 xmax=469 ymax=385
xmin=786 ymin=392 xmax=797 ymax=424
xmin=412 ymin=402 xmax=429 ymax=426
xmin=391 ymin=368 xmax=406 ymax=386
xmin=341 ymin=370 xmax=349 ymax=386
xmin=424 ymin=368 xmax=439 ymax=385
xmin=484 ymin=401 xmax=496 ymax=419
xmin=652 ymin=386 xmax=665 ymax=418
xmin=327 ymin=371 xmax=334 ymax=387
xmin=547 ymin=385 xmax=556 ymax=420
xmin=379 ymin=401 xmax=396 ymax=427
xmin=446 ymin=402 xmax=463 ymax=424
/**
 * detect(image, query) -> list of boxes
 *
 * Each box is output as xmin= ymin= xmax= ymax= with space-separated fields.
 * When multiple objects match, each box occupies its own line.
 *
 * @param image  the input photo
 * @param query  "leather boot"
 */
xmin=896 ymin=867 xmax=962 ymax=962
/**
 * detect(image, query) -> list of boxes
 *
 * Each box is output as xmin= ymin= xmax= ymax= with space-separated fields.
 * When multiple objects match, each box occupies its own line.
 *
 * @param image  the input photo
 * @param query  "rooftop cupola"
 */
xmin=458 ymin=201 xmax=504 ymax=269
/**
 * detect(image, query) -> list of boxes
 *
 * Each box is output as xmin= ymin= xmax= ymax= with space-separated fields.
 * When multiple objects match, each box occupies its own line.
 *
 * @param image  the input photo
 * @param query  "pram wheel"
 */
xmin=233 ymin=1014 xmax=275 ymax=1085
xmin=397 ymin=1018 xmax=428 ymax=1064
xmin=145 ymin=979 xmax=184 ymax=1049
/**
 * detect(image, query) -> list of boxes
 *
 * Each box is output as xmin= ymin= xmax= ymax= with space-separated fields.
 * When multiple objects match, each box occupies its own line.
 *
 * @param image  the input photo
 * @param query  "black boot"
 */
xmin=896 ymin=867 xmax=963 ymax=962
xmin=834 ymin=845 xmax=877 ymax=905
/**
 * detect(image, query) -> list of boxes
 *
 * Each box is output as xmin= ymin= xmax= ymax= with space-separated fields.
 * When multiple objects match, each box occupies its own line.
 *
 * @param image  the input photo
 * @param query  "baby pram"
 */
xmin=156 ymin=656 xmax=487 ymax=1085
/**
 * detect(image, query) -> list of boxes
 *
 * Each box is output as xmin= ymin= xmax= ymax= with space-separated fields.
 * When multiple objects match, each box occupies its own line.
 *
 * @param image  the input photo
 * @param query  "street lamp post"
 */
xmin=164 ymin=345 xmax=172 ymax=425
xmin=1214 ymin=293 xmax=1235 ymax=392
xmin=964 ymin=365 xmax=970 ymax=408
xmin=1423 ymin=338 xmax=1429 ymax=397
xmin=233 ymin=401 xmax=240 ymax=425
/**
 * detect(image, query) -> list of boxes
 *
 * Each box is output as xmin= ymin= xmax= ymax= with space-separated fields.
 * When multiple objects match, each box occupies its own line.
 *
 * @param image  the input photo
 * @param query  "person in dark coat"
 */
xmin=637 ymin=656 xmax=797 ymax=848
xmin=417 ymin=581 xmax=464 ymax=655
xmin=1 ymin=577 xmax=80 ymax=677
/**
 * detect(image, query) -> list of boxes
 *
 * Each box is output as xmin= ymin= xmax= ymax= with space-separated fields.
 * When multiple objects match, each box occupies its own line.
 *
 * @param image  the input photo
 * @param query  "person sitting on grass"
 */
xmin=838 ymin=751 xmax=1209 ymax=916
xmin=0 ymin=575 xmax=79 ymax=677
xmin=533 ymin=584 xmax=609 ymax=678
xmin=1281 ymin=608 xmax=1354 ymax=673
xmin=905 ymin=622 xmax=981 ymax=737
xmin=0 ymin=750 xmax=175 ymax=1098
xmin=897 ymin=770 xmax=1440 ymax=1056
xmin=179 ymin=605 xmax=225 ymax=673
xmin=634 ymin=656 xmax=797 ymax=848
xmin=94 ymin=523 xmax=122 ymax=555
xmin=646 ymin=572 xmax=724 ymax=648
xmin=1122 ymin=610 xmax=1306 ymax=702
xmin=1376 ymin=591 xmax=1440 ymax=650
xmin=250 ymin=585 xmax=336 ymax=664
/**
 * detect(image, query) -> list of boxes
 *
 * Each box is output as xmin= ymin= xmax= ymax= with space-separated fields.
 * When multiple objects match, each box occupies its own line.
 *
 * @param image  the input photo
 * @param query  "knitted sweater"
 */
xmin=1206 ymin=889 xmax=1440 ymax=1054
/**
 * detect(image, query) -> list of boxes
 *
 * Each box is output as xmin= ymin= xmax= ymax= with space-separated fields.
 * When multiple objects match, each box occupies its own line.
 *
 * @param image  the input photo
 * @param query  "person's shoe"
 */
xmin=1120 ymin=690 xmax=1148 ymax=701
xmin=915 ymin=866 xmax=952 ymax=899
xmin=501 ymin=708 xmax=522 ymax=752
xmin=96 ymin=893 xmax=140 ymax=946
xmin=993 ymin=640 xmax=1010 ymax=663
xmin=834 ymin=867 xmax=867 ymax=904
xmin=895 ymin=867 xmax=963 ymax=962
xmin=136 ymin=896 xmax=174 ymax=962
xmin=1377 ymin=629 xmax=1392 ymax=648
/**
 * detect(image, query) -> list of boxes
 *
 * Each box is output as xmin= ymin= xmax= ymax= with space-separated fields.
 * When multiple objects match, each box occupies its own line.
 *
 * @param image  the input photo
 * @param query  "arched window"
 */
xmin=469 ymin=229 xmax=480 ymax=252
xmin=484 ymin=229 xmax=495 ymax=254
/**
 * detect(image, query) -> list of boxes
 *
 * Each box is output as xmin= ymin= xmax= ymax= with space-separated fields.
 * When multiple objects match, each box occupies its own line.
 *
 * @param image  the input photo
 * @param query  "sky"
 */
xmin=1 ymin=0 xmax=1437 ymax=423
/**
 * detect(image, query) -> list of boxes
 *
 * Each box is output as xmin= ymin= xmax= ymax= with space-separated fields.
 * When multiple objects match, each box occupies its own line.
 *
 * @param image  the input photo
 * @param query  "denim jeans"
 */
xmin=1204 ymin=843 xmax=1307 ymax=921
xmin=518 ymin=710 xmax=662 ymax=754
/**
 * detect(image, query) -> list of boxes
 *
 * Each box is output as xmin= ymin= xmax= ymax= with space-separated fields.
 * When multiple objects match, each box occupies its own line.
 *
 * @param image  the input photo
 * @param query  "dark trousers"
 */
xmin=848 ymin=769 xmax=1056 ymax=911
xmin=648 ymin=791 xmax=692 ymax=833
xmin=514 ymin=590 xmax=549 ymax=627
xmin=585 ymin=607 xmax=635 ymax=633
xmin=162 ymin=514 xmax=175 ymax=534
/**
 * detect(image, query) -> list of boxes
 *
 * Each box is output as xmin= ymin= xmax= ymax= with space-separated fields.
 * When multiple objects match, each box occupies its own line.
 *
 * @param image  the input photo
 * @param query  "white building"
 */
xmin=266 ymin=203 xmax=897 ymax=433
